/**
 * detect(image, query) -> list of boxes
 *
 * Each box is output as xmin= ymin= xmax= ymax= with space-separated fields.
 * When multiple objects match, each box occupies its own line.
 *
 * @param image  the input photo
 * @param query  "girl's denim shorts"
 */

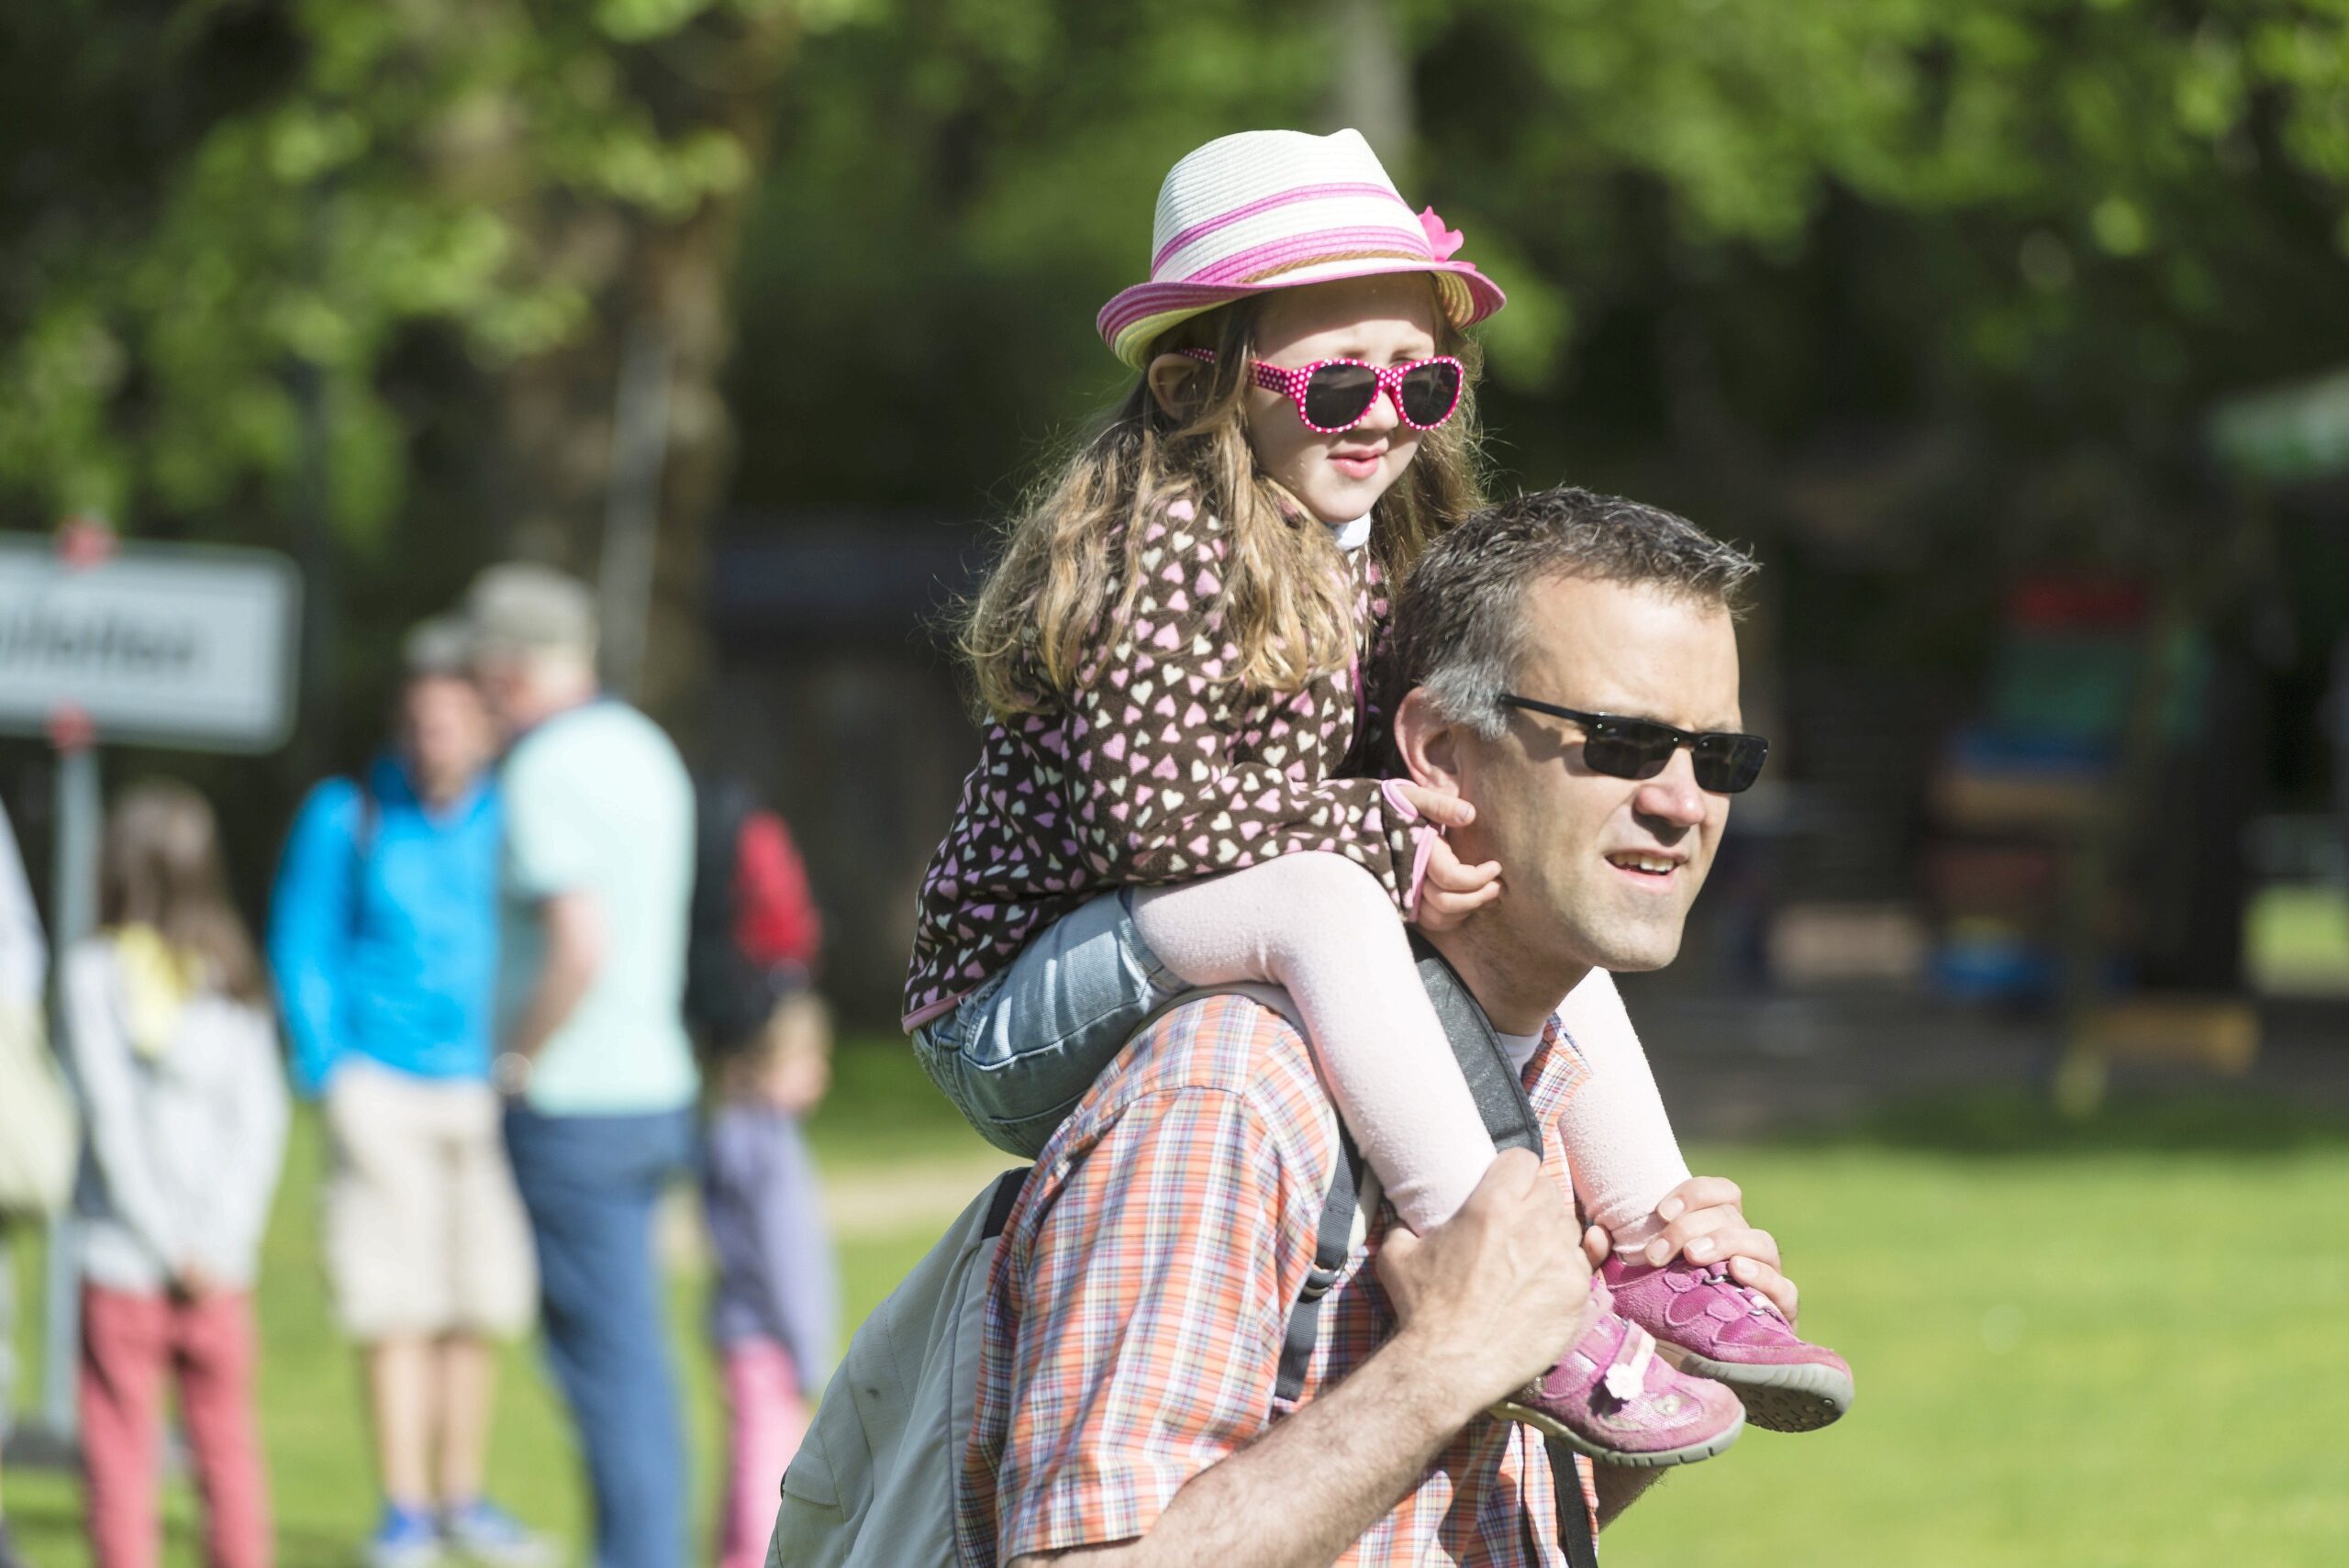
xmin=909 ymin=888 xmax=1185 ymax=1157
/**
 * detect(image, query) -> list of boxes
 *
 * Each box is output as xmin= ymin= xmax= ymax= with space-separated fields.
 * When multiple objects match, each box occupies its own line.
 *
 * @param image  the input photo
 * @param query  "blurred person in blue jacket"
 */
xmin=269 ymin=621 xmax=550 ymax=1568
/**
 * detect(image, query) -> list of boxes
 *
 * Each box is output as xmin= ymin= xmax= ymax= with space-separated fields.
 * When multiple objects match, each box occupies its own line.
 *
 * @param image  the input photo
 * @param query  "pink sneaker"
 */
xmin=1492 ymin=1278 xmax=1745 ymax=1467
xmin=1602 ymin=1254 xmax=1854 ymax=1433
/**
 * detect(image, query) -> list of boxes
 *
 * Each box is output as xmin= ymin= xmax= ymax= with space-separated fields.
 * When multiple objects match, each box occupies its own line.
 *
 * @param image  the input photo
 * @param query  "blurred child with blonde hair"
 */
xmin=63 ymin=782 xmax=286 ymax=1568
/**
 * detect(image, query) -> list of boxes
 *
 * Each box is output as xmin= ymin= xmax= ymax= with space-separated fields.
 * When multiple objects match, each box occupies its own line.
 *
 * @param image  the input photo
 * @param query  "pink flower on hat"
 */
xmin=1419 ymin=206 xmax=1464 ymax=261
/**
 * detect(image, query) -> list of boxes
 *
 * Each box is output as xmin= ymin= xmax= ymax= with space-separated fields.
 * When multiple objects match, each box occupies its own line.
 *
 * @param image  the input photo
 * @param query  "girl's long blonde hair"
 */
xmin=961 ymin=295 xmax=1487 ymax=717
xmin=99 ymin=779 xmax=266 ymax=1005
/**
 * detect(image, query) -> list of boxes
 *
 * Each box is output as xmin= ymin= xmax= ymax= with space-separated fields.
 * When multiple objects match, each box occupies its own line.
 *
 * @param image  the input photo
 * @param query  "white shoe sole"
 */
xmin=1669 ymin=1351 xmax=1854 ymax=1434
xmin=1492 ymin=1396 xmax=1746 ymax=1468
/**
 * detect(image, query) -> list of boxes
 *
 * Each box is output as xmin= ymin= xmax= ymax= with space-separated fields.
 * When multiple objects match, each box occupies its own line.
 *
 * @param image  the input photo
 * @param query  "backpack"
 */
xmin=767 ymin=951 xmax=1599 ymax=1568
xmin=687 ymin=775 xmax=823 ymax=1055
xmin=0 ymin=1001 xmax=76 ymax=1217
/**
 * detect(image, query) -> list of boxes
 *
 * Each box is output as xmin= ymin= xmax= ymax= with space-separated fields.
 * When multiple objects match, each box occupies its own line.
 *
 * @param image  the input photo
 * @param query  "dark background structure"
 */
xmin=5 ymin=0 xmax=2348 ymax=1044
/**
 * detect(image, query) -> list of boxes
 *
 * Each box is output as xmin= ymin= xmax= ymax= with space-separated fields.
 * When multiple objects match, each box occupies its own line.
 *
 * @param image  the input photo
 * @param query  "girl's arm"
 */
xmin=196 ymin=1003 xmax=290 ymax=1284
xmin=1064 ymin=520 xmax=1433 ymax=914
xmin=61 ymin=942 xmax=183 ymax=1272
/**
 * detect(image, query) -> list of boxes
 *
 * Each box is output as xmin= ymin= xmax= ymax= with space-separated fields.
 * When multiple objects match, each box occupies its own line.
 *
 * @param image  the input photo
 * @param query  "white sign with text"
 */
xmin=0 ymin=535 xmax=301 ymax=751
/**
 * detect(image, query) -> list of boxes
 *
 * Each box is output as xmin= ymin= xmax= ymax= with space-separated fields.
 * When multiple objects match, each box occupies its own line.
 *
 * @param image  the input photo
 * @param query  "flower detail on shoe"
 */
xmin=1600 ymin=1325 xmax=1656 ymax=1403
xmin=1494 ymin=1277 xmax=1744 ymax=1466
xmin=1602 ymin=1252 xmax=1855 ymax=1433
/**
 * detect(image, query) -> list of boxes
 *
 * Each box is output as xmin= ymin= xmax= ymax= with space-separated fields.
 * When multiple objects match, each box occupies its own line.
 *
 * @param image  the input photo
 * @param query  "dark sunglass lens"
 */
xmin=1694 ymin=735 xmax=1768 ymax=794
xmin=1398 ymin=361 xmax=1462 ymax=427
xmin=1301 ymin=362 xmax=1379 ymax=428
xmin=1582 ymin=723 xmax=1675 ymax=782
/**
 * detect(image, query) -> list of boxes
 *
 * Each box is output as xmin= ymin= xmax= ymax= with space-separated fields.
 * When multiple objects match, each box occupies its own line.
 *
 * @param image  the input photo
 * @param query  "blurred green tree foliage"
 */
xmin=6 ymin=1 xmax=2344 ymax=1025
xmin=2 ymin=0 xmax=2344 ymax=661
xmin=0 ymin=0 xmax=815 ymax=550
xmin=735 ymin=0 xmax=2349 ymax=564
xmin=722 ymin=3 xmax=2349 ymax=1039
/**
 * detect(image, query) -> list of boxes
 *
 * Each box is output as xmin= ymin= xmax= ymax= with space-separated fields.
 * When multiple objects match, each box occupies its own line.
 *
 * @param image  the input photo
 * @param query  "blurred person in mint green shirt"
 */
xmin=463 ymin=563 xmax=696 ymax=1568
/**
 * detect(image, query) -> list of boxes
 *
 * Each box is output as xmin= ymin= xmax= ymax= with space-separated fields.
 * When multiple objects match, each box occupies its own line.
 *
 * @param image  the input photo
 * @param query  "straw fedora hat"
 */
xmin=1097 ymin=128 xmax=1506 ymax=369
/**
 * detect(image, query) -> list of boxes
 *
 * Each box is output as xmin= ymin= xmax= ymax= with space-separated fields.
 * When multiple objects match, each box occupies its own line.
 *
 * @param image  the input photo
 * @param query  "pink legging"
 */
xmin=79 ymin=1284 xmax=272 ymax=1568
xmin=1133 ymin=852 xmax=1690 ymax=1239
xmin=717 ymin=1339 xmax=810 ymax=1568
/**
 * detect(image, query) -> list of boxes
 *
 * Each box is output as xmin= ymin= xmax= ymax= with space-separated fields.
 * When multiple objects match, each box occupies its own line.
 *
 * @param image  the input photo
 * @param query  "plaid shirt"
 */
xmin=959 ymin=991 xmax=1598 ymax=1566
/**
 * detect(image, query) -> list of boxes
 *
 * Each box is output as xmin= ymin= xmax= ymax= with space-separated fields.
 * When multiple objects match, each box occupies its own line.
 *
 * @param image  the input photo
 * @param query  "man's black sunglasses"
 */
xmin=1495 ymin=695 xmax=1770 ymax=795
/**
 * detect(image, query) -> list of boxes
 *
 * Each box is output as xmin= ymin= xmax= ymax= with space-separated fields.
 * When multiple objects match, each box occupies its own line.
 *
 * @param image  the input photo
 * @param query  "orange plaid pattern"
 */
xmin=959 ymin=990 xmax=1598 ymax=1566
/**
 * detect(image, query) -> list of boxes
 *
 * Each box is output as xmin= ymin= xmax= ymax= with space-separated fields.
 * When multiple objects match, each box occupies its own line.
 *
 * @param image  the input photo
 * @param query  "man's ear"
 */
xmin=1393 ymin=685 xmax=1468 ymax=796
xmin=1145 ymin=352 xmax=1209 ymax=421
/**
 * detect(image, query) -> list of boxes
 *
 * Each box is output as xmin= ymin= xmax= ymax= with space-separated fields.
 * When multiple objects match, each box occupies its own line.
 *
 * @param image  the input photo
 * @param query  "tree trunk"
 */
xmin=490 ymin=9 xmax=797 ymax=739
xmin=1323 ymin=0 xmax=1415 ymax=170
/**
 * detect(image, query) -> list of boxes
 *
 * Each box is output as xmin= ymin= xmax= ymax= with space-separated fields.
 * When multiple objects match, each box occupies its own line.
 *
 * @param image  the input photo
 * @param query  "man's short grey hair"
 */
xmin=1389 ymin=486 xmax=1758 ymax=741
xmin=462 ymin=562 xmax=599 ymax=663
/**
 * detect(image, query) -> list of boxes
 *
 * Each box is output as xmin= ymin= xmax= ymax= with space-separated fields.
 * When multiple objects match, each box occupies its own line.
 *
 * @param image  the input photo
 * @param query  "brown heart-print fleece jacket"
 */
xmin=904 ymin=501 xmax=1434 ymax=1030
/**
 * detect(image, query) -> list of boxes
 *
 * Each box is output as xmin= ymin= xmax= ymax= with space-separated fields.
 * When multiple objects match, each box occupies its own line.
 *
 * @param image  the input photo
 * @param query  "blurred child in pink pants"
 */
xmin=701 ymin=994 xmax=837 ymax=1568
xmin=62 ymin=784 xmax=287 ymax=1568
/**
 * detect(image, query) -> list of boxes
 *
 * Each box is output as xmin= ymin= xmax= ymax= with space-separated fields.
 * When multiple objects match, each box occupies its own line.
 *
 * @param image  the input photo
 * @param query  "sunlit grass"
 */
xmin=7 ymin=1053 xmax=2345 ymax=1568
xmin=1602 ymin=1130 xmax=2349 ymax=1567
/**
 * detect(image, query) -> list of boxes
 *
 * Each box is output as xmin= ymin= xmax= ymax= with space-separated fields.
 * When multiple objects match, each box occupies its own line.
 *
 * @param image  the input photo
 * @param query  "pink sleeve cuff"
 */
xmin=1381 ymin=779 xmax=1438 ymax=920
xmin=1404 ymin=827 xmax=1438 ymax=919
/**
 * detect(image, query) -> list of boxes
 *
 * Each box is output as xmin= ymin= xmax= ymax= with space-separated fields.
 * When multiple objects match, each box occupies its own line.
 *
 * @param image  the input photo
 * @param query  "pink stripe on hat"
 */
xmin=1097 ymin=261 xmax=1484 ymax=339
xmin=1188 ymin=226 xmax=1433 ymax=287
xmin=1098 ymin=128 xmax=1505 ymax=369
xmin=1151 ymin=181 xmax=1410 ymax=272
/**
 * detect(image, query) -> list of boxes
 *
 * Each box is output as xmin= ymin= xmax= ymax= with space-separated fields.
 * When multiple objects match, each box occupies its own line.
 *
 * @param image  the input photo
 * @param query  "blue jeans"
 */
xmin=911 ymin=890 xmax=1186 ymax=1157
xmin=503 ymin=1104 xmax=696 ymax=1568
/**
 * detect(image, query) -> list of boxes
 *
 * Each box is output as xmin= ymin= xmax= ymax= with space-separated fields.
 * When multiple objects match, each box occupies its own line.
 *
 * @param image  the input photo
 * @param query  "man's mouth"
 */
xmin=1606 ymin=851 xmax=1682 ymax=884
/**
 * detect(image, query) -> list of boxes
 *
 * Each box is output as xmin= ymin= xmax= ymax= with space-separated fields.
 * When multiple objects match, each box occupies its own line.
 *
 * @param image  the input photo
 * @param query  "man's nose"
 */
xmin=1633 ymin=748 xmax=1709 ymax=827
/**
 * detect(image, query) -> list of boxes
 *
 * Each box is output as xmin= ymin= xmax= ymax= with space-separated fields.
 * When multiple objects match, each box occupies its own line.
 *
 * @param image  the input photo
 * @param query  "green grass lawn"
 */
xmin=8 ymin=1048 xmax=2347 ymax=1567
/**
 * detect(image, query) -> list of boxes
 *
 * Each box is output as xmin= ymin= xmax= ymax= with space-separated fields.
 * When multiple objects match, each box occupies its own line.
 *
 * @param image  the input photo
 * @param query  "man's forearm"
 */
xmin=1012 ymin=1327 xmax=1479 ymax=1568
xmin=507 ymin=950 xmax=594 ymax=1061
xmin=507 ymin=893 xmax=605 ymax=1062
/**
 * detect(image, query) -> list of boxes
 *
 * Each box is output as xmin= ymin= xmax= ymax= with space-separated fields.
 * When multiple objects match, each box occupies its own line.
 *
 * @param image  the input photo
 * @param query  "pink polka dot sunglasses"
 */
xmin=1180 ymin=348 xmax=1466 ymax=434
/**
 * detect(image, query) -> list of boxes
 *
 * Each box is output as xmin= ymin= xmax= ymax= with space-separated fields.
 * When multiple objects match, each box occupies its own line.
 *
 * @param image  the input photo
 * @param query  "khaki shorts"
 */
xmin=323 ymin=1059 xmax=537 ymax=1340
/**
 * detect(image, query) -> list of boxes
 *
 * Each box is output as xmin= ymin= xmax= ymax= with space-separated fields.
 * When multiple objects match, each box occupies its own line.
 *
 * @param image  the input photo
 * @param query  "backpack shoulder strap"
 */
xmin=1276 ymin=1119 xmax=1365 ymax=1402
xmin=981 ymin=1164 xmax=1027 ymax=1239
xmin=1547 ymin=1435 xmax=1601 ymax=1567
xmin=1409 ymin=933 xmax=1542 ymax=1158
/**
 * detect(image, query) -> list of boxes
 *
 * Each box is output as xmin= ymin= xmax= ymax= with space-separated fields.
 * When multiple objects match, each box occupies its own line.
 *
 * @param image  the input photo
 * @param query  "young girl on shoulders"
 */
xmin=907 ymin=128 xmax=1849 ymax=1464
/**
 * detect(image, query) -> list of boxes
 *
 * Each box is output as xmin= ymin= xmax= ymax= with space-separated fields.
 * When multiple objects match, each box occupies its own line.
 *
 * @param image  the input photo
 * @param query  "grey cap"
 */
xmin=462 ymin=562 xmax=598 ymax=660
xmin=401 ymin=616 xmax=473 ymax=679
